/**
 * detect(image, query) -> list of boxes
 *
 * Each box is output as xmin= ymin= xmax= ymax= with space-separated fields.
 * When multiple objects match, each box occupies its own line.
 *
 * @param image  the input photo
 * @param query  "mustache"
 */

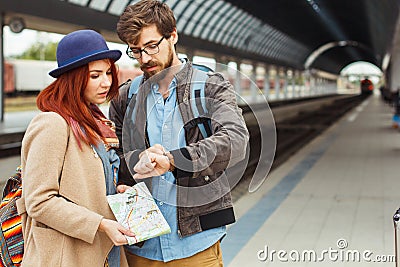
xmin=141 ymin=61 xmax=159 ymax=69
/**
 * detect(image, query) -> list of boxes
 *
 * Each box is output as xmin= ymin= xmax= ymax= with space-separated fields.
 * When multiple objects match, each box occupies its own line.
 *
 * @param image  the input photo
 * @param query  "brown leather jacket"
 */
xmin=109 ymin=61 xmax=249 ymax=237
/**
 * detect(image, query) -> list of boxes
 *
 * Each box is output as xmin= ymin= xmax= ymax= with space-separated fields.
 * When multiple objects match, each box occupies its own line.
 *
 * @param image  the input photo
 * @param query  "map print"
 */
xmin=107 ymin=182 xmax=171 ymax=245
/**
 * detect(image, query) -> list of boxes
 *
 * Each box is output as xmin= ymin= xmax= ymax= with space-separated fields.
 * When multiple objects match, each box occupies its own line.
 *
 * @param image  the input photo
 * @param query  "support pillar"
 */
xmin=304 ymin=70 xmax=311 ymax=96
xmin=235 ymin=60 xmax=242 ymax=98
xmin=215 ymin=55 xmax=223 ymax=73
xmin=291 ymin=69 xmax=295 ymax=98
xmin=251 ymin=63 xmax=258 ymax=103
xmin=293 ymin=70 xmax=298 ymax=97
xmin=282 ymin=68 xmax=288 ymax=99
xmin=390 ymin=18 xmax=400 ymax=93
xmin=263 ymin=64 xmax=270 ymax=98
xmin=0 ymin=14 xmax=4 ymax=121
xmin=275 ymin=68 xmax=280 ymax=99
xmin=186 ymin=50 xmax=194 ymax=62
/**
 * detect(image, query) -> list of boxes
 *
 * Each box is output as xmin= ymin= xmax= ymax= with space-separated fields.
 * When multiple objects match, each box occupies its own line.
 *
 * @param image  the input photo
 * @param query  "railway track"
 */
xmin=231 ymin=94 xmax=369 ymax=202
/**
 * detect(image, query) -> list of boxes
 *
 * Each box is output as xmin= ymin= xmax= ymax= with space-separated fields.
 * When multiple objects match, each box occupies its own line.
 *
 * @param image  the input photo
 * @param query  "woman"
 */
xmin=18 ymin=30 xmax=133 ymax=266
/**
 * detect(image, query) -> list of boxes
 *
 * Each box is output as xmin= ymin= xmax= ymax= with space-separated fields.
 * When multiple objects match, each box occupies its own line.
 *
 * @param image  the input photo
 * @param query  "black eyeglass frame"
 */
xmin=126 ymin=36 xmax=165 ymax=60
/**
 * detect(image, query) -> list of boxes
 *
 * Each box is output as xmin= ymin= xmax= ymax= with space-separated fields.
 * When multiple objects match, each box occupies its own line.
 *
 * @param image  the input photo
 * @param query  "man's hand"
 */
xmin=133 ymin=144 xmax=170 ymax=179
xmin=139 ymin=144 xmax=165 ymax=157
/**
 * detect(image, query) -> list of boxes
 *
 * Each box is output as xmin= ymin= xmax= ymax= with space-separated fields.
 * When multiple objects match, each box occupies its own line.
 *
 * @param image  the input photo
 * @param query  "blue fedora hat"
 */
xmin=49 ymin=30 xmax=122 ymax=78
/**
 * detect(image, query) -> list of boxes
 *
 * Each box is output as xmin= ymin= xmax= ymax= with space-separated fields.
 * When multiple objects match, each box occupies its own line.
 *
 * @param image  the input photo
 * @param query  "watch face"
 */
xmin=9 ymin=18 xmax=25 ymax=33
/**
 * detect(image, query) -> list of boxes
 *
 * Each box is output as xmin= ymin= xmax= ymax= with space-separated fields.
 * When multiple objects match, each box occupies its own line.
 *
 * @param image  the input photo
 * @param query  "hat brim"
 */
xmin=49 ymin=49 xmax=122 ymax=78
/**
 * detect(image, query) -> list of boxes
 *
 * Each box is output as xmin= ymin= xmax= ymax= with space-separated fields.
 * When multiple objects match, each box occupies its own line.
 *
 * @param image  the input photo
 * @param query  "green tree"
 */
xmin=14 ymin=41 xmax=58 ymax=61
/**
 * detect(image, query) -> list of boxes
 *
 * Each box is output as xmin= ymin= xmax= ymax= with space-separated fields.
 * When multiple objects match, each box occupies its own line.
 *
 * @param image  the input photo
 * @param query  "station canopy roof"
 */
xmin=2 ymin=0 xmax=399 ymax=74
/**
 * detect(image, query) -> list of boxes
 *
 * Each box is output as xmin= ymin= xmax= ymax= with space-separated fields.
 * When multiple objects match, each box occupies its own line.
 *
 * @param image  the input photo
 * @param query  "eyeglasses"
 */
xmin=126 ymin=36 xmax=165 ymax=59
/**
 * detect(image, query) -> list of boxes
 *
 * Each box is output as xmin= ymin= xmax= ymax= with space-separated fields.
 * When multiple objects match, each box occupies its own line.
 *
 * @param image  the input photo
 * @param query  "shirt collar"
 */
xmin=150 ymin=59 xmax=186 ymax=93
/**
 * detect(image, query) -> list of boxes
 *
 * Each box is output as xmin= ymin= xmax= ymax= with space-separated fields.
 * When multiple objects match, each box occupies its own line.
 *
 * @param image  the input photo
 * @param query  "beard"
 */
xmin=141 ymin=44 xmax=174 ymax=79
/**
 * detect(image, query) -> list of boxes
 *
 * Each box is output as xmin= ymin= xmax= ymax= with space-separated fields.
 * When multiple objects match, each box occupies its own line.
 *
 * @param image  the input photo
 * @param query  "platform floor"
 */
xmin=0 ymin=94 xmax=398 ymax=266
xmin=222 ymin=94 xmax=399 ymax=266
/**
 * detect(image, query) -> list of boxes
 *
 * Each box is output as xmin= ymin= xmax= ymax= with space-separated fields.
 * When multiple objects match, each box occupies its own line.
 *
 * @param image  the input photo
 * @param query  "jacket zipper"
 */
xmin=144 ymin=120 xmax=149 ymax=148
xmin=177 ymin=205 xmax=182 ymax=238
xmin=176 ymin=81 xmax=185 ymax=239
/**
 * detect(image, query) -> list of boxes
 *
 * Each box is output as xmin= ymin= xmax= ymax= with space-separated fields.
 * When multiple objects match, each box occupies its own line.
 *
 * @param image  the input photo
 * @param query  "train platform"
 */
xmin=0 ymin=93 xmax=398 ymax=266
xmin=222 ymin=93 xmax=398 ymax=266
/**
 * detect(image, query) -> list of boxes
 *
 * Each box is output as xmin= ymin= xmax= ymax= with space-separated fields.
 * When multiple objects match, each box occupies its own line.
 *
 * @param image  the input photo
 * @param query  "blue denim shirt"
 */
xmin=92 ymin=143 xmax=120 ymax=266
xmin=125 ymin=74 xmax=226 ymax=262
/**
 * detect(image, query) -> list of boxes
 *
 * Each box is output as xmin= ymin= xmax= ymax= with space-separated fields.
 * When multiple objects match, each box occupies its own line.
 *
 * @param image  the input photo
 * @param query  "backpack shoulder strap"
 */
xmin=2 ymin=166 xmax=22 ymax=200
xmin=190 ymin=68 xmax=212 ymax=138
xmin=192 ymin=63 xmax=213 ymax=73
xmin=127 ymin=75 xmax=143 ymax=106
xmin=126 ymin=67 xmax=213 ymax=138
xmin=121 ymin=74 xmax=143 ymax=121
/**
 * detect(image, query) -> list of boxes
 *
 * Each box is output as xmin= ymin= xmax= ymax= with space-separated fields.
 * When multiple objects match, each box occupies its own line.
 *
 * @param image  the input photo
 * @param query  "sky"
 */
xmin=3 ymin=26 xmax=134 ymax=67
xmin=3 ymin=26 xmax=383 ymax=79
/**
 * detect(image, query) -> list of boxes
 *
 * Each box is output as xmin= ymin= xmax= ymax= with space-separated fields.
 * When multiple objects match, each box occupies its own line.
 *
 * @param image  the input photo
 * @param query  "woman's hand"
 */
xmin=98 ymin=218 xmax=135 ymax=246
xmin=116 ymin=184 xmax=131 ymax=193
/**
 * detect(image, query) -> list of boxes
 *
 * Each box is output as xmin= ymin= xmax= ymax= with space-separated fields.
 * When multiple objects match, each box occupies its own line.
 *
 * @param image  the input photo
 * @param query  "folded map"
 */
xmin=107 ymin=182 xmax=171 ymax=245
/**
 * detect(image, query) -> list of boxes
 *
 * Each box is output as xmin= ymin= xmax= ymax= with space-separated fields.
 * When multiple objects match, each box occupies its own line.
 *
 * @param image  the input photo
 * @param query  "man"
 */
xmin=109 ymin=0 xmax=249 ymax=266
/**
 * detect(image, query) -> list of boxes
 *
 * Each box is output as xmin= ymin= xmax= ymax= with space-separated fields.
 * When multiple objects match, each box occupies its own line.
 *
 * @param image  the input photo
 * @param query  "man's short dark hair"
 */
xmin=117 ymin=0 xmax=176 ymax=45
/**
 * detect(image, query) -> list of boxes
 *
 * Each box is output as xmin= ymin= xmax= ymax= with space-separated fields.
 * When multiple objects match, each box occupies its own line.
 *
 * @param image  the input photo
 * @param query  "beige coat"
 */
xmin=17 ymin=112 xmax=128 ymax=267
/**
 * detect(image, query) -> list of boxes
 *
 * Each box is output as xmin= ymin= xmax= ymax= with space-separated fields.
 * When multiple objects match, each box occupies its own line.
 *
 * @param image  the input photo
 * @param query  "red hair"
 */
xmin=37 ymin=59 xmax=119 ymax=148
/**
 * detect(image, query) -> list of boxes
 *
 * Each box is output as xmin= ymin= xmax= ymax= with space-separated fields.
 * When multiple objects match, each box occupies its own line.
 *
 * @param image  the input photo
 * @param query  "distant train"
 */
xmin=4 ymin=59 xmax=142 ymax=94
xmin=4 ymin=59 xmax=57 ymax=93
xmin=360 ymin=78 xmax=374 ymax=95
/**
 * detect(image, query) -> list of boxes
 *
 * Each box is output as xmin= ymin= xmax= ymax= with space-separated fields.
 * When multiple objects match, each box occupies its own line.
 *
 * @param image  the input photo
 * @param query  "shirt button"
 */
xmin=152 ymin=83 xmax=159 ymax=90
xmin=204 ymin=176 xmax=210 ymax=182
xmin=157 ymin=100 xmax=162 ymax=104
xmin=159 ymin=201 xmax=164 ymax=206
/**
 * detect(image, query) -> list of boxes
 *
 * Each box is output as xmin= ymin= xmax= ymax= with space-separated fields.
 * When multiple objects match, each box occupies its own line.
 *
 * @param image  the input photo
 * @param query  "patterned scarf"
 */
xmin=90 ymin=104 xmax=121 ymax=267
xmin=90 ymin=104 xmax=119 ymax=150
